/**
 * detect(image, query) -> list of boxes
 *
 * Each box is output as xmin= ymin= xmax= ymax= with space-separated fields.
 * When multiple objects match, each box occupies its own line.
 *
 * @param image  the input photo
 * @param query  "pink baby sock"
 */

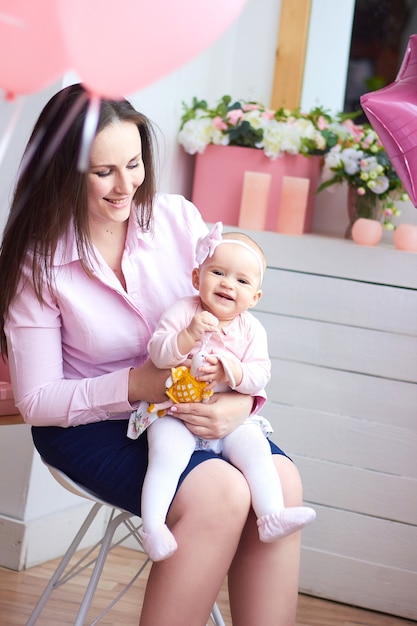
xmin=141 ymin=524 xmax=178 ymax=561
xmin=257 ymin=506 xmax=316 ymax=542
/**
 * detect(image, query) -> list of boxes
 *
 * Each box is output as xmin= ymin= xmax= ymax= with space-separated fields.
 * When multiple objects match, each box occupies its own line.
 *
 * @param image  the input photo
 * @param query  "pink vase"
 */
xmin=346 ymin=187 xmax=382 ymax=239
xmin=393 ymin=224 xmax=417 ymax=252
xmin=191 ymin=145 xmax=322 ymax=232
xmin=351 ymin=218 xmax=383 ymax=246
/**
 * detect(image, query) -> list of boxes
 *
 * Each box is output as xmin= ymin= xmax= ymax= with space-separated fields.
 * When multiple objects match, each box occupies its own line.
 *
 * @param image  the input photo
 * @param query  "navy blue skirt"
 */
xmin=32 ymin=419 xmax=289 ymax=516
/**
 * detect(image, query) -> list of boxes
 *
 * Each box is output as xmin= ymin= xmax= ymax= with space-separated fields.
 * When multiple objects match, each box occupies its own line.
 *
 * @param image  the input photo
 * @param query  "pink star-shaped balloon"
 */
xmin=361 ymin=34 xmax=417 ymax=207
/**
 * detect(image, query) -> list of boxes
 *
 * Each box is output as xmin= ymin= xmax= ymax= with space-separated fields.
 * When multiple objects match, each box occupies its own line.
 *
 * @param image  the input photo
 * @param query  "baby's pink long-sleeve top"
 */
xmin=148 ymin=295 xmax=271 ymax=397
xmin=5 ymin=195 xmax=209 ymax=427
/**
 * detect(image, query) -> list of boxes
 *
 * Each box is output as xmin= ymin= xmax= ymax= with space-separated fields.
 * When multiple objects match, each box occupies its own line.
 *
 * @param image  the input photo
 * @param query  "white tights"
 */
xmin=141 ymin=416 xmax=315 ymax=561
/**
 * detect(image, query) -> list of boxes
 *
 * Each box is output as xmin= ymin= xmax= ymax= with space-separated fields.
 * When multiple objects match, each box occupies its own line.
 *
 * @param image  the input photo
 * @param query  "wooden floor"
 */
xmin=0 ymin=546 xmax=415 ymax=626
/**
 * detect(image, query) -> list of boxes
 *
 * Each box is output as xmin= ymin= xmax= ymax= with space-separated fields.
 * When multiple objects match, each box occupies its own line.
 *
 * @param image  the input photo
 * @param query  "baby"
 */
xmin=128 ymin=222 xmax=315 ymax=560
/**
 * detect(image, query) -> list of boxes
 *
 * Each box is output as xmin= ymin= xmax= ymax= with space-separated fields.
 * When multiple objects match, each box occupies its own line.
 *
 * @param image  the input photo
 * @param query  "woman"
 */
xmin=0 ymin=83 xmax=304 ymax=625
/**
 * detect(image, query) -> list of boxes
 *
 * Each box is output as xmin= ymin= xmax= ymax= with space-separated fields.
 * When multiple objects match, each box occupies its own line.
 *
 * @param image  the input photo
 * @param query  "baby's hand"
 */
xmin=194 ymin=354 xmax=227 ymax=389
xmin=187 ymin=311 xmax=219 ymax=342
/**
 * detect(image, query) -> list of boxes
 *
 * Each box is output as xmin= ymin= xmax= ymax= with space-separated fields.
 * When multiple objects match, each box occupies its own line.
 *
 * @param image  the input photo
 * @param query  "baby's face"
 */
xmin=196 ymin=243 xmax=262 ymax=323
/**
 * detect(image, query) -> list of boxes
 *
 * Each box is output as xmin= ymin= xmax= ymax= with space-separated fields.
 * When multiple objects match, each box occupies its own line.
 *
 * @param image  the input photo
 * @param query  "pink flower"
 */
xmin=242 ymin=103 xmax=261 ymax=111
xmin=212 ymin=116 xmax=228 ymax=131
xmin=317 ymin=115 xmax=328 ymax=130
xmin=261 ymin=110 xmax=275 ymax=120
xmin=357 ymin=187 xmax=366 ymax=196
xmin=361 ymin=135 xmax=373 ymax=149
xmin=226 ymin=109 xmax=244 ymax=125
xmin=342 ymin=119 xmax=364 ymax=143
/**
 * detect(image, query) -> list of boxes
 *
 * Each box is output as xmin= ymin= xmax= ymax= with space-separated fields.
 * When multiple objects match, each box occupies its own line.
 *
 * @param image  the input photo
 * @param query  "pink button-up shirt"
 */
xmin=5 ymin=194 xmax=208 ymax=427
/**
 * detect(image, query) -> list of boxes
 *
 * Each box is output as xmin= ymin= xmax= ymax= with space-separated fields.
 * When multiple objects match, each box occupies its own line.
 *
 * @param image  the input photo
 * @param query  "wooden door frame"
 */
xmin=271 ymin=0 xmax=312 ymax=109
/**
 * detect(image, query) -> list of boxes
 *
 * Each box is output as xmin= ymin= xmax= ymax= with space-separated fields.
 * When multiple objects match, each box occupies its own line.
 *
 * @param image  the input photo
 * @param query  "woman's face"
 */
xmin=87 ymin=121 xmax=145 ymax=227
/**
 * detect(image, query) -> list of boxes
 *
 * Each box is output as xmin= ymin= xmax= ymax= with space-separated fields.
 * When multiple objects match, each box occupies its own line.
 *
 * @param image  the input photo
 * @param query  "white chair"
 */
xmin=26 ymin=462 xmax=226 ymax=626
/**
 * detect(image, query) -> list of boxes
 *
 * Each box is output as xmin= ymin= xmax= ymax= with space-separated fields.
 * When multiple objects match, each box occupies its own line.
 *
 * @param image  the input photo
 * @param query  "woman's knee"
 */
xmin=168 ymin=459 xmax=251 ymax=529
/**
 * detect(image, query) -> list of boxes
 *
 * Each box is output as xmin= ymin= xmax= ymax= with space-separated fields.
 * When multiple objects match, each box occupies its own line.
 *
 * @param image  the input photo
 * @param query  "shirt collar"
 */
xmin=52 ymin=211 xmax=155 ymax=267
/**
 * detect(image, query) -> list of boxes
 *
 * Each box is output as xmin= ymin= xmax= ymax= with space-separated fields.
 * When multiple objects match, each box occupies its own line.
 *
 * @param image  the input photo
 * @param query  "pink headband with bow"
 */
xmin=195 ymin=222 xmax=264 ymax=283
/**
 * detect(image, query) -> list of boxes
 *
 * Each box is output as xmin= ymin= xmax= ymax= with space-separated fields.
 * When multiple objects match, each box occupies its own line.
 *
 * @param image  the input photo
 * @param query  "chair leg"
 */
xmin=209 ymin=601 xmax=226 ymax=626
xmin=26 ymin=502 xmax=103 ymax=626
xmin=73 ymin=510 xmax=134 ymax=625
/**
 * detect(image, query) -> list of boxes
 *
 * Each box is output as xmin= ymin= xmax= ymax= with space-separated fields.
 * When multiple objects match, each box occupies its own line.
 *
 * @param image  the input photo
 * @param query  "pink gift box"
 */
xmin=0 ymin=357 xmax=11 ymax=383
xmin=191 ymin=145 xmax=322 ymax=232
xmin=0 ymin=381 xmax=17 ymax=415
xmin=0 ymin=358 xmax=17 ymax=415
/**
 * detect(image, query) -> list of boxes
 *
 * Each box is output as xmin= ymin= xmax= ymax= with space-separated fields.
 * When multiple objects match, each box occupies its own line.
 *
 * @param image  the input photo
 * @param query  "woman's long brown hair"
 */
xmin=0 ymin=83 xmax=157 ymax=356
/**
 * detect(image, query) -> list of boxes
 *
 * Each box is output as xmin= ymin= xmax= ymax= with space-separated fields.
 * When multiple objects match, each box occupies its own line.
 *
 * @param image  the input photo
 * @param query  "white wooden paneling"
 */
xmin=260 ymin=269 xmax=417 ymax=334
xmin=252 ymin=230 xmax=417 ymax=289
xmin=236 ymin=230 xmax=417 ymax=619
xmin=264 ymin=403 xmax=417 ymax=480
xmin=267 ymin=359 xmax=417 ymax=428
xmin=294 ymin=455 xmax=417 ymax=525
xmin=258 ymin=313 xmax=417 ymax=382
xmin=301 ymin=506 xmax=417 ymax=571
xmin=299 ymin=507 xmax=417 ymax=620
xmin=300 ymin=546 xmax=417 ymax=620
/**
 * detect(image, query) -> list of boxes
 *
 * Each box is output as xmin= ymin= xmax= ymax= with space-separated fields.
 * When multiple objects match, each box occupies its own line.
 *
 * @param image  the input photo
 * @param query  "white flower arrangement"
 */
xmin=178 ymin=95 xmax=344 ymax=160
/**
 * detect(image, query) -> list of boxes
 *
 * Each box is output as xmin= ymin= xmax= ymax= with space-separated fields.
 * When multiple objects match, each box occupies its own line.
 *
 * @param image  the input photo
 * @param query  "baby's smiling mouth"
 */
xmin=216 ymin=292 xmax=233 ymax=301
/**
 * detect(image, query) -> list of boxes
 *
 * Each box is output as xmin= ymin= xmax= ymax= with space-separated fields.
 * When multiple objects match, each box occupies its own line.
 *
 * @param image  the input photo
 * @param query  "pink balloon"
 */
xmin=0 ymin=0 xmax=69 ymax=96
xmin=57 ymin=0 xmax=247 ymax=99
xmin=361 ymin=35 xmax=417 ymax=208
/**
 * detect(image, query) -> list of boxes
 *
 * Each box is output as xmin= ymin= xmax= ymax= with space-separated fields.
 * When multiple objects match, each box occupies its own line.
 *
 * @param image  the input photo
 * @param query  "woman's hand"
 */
xmin=128 ymin=358 xmax=170 ymax=404
xmin=169 ymin=391 xmax=254 ymax=440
